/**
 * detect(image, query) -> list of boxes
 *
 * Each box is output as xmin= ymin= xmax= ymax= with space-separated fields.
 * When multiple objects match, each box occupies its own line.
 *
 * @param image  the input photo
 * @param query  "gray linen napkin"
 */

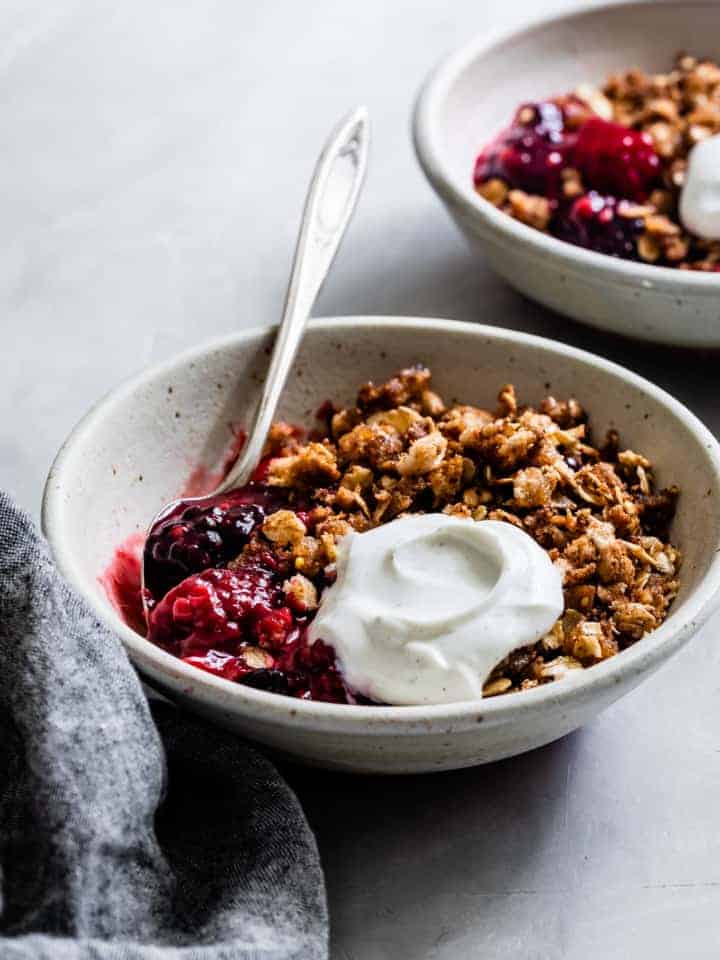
xmin=0 ymin=492 xmax=328 ymax=959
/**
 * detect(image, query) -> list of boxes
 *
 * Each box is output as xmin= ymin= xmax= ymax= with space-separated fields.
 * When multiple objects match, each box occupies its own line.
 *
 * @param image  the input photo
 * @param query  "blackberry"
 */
xmin=144 ymin=489 xmax=272 ymax=601
xmin=553 ymin=192 xmax=643 ymax=259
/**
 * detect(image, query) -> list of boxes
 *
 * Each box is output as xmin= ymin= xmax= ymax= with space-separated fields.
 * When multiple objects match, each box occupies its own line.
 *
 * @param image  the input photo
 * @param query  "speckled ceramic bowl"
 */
xmin=42 ymin=318 xmax=720 ymax=773
xmin=413 ymin=1 xmax=720 ymax=347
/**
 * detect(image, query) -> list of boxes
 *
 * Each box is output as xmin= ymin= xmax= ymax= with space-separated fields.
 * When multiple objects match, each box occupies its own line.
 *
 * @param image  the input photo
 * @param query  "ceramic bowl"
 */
xmin=42 ymin=318 xmax=720 ymax=773
xmin=413 ymin=1 xmax=720 ymax=348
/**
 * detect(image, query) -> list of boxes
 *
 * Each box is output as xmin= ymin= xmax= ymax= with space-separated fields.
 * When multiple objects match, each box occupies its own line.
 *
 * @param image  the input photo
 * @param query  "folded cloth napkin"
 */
xmin=0 ymin=492 xmax=328 ymax=959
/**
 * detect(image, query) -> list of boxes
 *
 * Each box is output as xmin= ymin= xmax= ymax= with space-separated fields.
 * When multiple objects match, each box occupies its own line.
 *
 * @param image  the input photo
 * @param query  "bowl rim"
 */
xmin=412 ymin=0 xmax=720 ymax=292
xmin=42 ymin=316 xmax=720 ymax=731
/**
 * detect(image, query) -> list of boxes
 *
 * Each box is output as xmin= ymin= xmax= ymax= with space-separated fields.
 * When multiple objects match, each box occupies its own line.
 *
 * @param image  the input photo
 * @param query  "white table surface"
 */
xmin=4 ymin=0 xmax=720 ymax=956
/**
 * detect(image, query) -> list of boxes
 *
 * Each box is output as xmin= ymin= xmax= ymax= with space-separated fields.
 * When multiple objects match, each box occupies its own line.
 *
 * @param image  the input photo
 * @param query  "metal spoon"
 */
xmin=141 ymin=106 xmax=370 ymax=618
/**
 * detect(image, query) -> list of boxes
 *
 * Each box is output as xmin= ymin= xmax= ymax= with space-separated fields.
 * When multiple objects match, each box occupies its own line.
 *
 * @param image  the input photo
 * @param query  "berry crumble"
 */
xmin=106 ymin=366 xmax=680 ymax=702
xmin=474 ymin=53 xmax=720 ymax=269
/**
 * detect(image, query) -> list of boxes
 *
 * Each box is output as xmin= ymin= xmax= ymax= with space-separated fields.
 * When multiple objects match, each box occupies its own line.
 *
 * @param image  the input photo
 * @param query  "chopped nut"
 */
xmin=512 ymin=466 xmax=557 ymax=508
xmin=574 ymin=83 xmax=614 ymax=120
xmin=539 ymin=656 xmax=583 ymax=681
xmin=290 ymin=535 xmax=325 ymax=577
xmin=507 ymin=190 xmax=552 ymax=230
xmin=241 ymin=647 xmax=275 ymax=670
xmin=421 ymin=389 xmax=446 ymax=417
xmin=341 ymin=464 xmax=374 ymax=491
xmin=397 ymin=430 xmax=447 ymax=477
xmin=483 ymin=677 xmax=513 ymax=697
xmin=367 ymin=405 xmax=422 ymax=435
xmin=645 ymin=214 xmax=681 ymax=237
xmin=571 ymin=621 xmax=604 ymax=661
xmin=638 ymin=232 xmax=661 ymax=262
xmin=612 ymin=602 xmax=657 ymax=640
xmin=476 ymin=177 xmax=508 ymax=206
xmin=262 ymin=509 xmax=307 ymax=546
xmin=268 ymin=442 xmax=339 ymax=487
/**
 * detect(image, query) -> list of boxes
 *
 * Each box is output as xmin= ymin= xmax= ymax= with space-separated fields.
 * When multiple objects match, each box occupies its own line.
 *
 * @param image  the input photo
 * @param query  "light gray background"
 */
xmin=3 ymin=0 xmax=719 ymax=956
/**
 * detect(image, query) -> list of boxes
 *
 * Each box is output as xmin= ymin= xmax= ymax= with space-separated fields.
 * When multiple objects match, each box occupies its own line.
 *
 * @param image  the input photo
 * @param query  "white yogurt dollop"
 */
xmin=679 ymin=134 xmax=720 ymax=239
xmin=308 ymin=514 xmax=564 ymax=705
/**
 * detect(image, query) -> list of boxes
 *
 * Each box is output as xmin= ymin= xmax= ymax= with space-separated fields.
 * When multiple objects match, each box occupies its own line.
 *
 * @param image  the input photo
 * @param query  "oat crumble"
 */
xmin=262 ymin=365 xmax=680 ymax=696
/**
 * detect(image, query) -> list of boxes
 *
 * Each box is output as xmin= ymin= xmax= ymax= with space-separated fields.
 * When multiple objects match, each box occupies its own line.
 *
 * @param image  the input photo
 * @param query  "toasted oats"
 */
xmin=561 ymin=167 xmax=584 ymax=198
xmin=421 ymin=389 xmax=446 ymax=417
xmin=241 ymin=647 xmax=275 ymax=669
xmin=638 ymin=232 xmax=662 ymax=262
xmin=268 ymin=442 xmax=339 ymax=487
xmin=341 ymin=464 xmax=374 ymax=491
xmin=645 ymin=214 xmax=681 ymax=237
xmin=476 ymin=177 xmax=508 ymax=206
xmin=397 ymin=430 xmax=447 ymax=477
xmin=483 ymin=677 xmax=513 ymax=697
xmin=574 ymin=83 xmax=614 ymax=120
xmin=507 ymin=189 xmax=552 ymax=230
xmin=539 ymin=656 xmax=584 ymax=681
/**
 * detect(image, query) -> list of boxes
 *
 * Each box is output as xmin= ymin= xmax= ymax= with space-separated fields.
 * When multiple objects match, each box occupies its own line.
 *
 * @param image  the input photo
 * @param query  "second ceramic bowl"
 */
xmin=42 ymin=318 xmax=720 ymax=772
xmin=414 ymin=0 xmax=720 ymax=347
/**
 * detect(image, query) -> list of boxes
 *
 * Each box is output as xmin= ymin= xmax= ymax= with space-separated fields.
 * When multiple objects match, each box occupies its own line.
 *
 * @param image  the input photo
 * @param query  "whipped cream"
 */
xmin=308 ymin=514 xmax=563 ymax=705
xmin=679 ymin=134 xmax=720 ymax=238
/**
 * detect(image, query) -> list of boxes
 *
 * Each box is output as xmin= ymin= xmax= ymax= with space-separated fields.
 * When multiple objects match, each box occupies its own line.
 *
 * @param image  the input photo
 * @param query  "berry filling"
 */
xmin=148 ymin=562 xmax=288 ymax=654
xmin=143 ymin=485 xmax=281 ymax=603
xmin=474 ymin=101 xmax=577 ymax=199
xmin=553 ymin=192 xmax=644 ymax=260
xmin=133 ymin=475 xmax=355 ymax=703
xmin=474 ymin=97 xmax=663 ymax=262
xmin=572 ymin=117 xmax=660 ymax=202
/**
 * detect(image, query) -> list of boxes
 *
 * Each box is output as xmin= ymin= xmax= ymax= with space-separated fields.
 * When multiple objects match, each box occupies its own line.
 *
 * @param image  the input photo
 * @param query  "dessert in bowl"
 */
xmin=473 ymin=53 xmax=720 ymax=270
xmin=116 ymin=364 xmax=679 ymax=708
xmin=42 ymin=318 xmax=720 ymax=772
xmin=414 ymin=1 xmax=720 ymax=346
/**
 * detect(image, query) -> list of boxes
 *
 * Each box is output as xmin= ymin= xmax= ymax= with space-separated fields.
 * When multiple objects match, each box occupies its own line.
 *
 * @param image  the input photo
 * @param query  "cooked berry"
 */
xmin=553 ymin=192 xmax=643 ymax=259
xmin=572 ymin=116 xmax=660 ymax=201
xmin=143 ymin=487 xmax=277 ymax=601
xmin=148 ymin=563 xmax=289 ymax=657
xmin=474 ymin=101 xmax=575 ymax=198
xmin=277 ymin=637 xmax=349 ymax=703
xmin=254 ymin=607 xmax=295 ymax=648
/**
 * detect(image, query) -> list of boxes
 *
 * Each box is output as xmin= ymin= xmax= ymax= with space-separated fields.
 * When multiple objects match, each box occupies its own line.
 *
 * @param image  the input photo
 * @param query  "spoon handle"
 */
xmin=218 ymin=106 xmax=370 ymax=493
